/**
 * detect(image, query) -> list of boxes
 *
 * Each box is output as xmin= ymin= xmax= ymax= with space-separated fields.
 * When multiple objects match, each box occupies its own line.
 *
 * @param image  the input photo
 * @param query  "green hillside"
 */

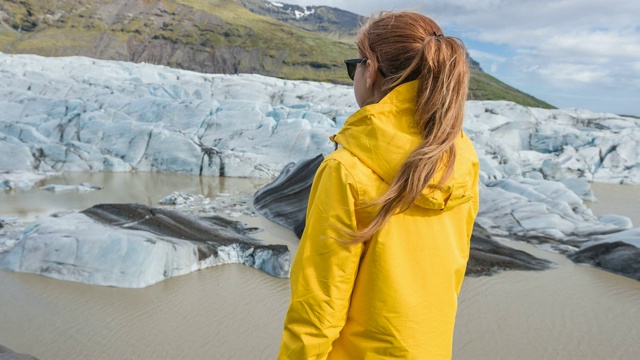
xmin=469 ymin=67 xmax=553 ymax=108
xmin=0 ymin=0 xmax=354 ymax=82
xmin=0 ymin=0 xmax=553 ymax=108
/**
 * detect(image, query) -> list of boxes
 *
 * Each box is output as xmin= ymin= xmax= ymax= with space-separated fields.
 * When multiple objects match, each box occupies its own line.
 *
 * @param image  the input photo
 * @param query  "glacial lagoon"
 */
xmin=0 ymin=172 xmax=639 ymax=360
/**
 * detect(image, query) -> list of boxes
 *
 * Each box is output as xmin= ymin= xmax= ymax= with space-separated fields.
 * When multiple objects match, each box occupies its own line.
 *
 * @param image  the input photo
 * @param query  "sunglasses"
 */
xmin=344 ymin=58 xmax=367 ymax=80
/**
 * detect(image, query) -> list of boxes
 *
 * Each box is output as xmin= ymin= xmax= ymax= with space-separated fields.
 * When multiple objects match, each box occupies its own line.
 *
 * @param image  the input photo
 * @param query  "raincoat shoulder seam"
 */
xmin=324 ymin=152 xmax=362 ymax=204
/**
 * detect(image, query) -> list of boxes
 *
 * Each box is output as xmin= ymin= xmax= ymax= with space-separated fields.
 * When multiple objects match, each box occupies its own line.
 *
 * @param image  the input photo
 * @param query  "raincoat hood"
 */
xmin=333 ymin=80 xmax=476 ymax=211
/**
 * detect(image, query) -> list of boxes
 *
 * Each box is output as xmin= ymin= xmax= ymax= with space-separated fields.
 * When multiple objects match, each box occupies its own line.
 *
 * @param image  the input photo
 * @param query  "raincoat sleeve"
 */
xmin=278 ymin=157 xmax=363 ymax=359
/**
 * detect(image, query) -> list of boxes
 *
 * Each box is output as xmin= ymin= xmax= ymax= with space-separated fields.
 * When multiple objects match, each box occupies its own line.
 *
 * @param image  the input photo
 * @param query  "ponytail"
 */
xmin=347 ymin=12 xmax=469 ymax=242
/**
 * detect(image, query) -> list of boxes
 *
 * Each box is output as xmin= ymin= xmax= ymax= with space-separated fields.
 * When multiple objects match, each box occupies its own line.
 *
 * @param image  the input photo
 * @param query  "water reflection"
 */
xmin=0 ymin=172 xmax=270 ymax=218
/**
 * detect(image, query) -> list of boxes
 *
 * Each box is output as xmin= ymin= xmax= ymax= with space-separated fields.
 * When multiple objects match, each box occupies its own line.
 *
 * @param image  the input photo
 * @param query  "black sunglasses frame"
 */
xmin=344 ymin=58 xmax=367 ymax=80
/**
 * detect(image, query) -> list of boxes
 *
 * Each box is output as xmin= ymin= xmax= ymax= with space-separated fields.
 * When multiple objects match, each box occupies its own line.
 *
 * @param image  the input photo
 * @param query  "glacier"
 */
xmin=1 ymin=52 xmax=639 ymax=284
xmin=1 ymin=53 xmax=638 ymax=185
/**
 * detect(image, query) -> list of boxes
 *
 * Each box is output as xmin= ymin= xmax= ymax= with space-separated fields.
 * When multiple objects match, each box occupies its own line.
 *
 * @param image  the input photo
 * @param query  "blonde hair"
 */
xmin=349 ymin=11 xmax=469 ymax=242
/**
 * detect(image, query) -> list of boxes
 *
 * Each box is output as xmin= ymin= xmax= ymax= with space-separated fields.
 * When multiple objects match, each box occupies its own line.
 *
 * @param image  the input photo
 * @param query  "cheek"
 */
xmin=354 ymin=83 xmax=365 ymax=108
xmin=354 ymin=75 xmax=367 ymax=108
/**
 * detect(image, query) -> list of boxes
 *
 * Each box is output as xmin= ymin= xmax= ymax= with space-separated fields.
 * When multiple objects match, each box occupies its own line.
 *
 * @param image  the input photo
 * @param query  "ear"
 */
xmin=365 ymin=59 xmax=382 ymax=89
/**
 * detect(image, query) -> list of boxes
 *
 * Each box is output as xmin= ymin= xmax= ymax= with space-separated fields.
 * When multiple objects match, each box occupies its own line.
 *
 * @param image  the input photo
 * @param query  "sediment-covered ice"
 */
xmin=0 ymin=204 xmax=290 ymax=288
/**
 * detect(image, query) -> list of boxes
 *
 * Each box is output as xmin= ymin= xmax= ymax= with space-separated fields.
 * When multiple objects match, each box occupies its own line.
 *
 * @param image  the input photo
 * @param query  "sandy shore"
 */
xmin=1 ymin=175 xmax=639 ymax=359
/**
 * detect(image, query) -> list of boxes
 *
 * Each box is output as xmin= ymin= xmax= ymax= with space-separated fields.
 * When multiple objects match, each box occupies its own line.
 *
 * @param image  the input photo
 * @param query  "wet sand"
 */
xmin=1 ymin=174 xmax=639 ymax=359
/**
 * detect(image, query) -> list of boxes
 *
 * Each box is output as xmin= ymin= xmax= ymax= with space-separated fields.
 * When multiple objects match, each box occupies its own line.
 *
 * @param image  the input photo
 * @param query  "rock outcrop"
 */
xmin=0 ymin=345 xmax=38 ymax=360
xmin=254 ymin=154 xmax=324 ymax=238
xmin=467 ymin=225 xmax=554 ymax=276
xmin=569 ymin=241 xmax=640 ymax=280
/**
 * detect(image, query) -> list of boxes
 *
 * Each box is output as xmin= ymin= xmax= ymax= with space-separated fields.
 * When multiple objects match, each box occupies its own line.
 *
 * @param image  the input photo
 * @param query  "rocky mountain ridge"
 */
xmin=239 ymin=0 xmax=360 ymax=41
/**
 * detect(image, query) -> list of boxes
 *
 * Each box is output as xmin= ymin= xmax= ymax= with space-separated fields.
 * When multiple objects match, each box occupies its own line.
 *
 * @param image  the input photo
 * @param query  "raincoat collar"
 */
xmin=333 ymin=81 xmax=469 ymax=210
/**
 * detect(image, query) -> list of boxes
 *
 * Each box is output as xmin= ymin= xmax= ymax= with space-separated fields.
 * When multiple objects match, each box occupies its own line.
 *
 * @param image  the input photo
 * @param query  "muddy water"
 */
xmin=454 ymin=241 xmax=640 ymax=360
xmin=1 ymin=174 xmax=639 ymax=359
xmin=0 ymin=172 xmax=269 ymax=218
xmin=586 ymin=183 xmax=640 ymax=226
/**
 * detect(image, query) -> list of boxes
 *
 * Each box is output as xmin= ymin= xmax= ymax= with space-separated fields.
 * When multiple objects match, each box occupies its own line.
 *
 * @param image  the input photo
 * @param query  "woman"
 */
xmin=279 ymin=11 xmax=479 ymax=359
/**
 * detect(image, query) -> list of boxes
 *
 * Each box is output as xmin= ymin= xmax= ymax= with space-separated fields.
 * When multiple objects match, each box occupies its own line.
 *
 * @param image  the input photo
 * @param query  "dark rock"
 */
xmin=254 ymin=155 xmax=554 ymax=276
xmin=254 ymin=154 xmax=323 ymax=238
xmin=82 ymin=203 xmax=262 ymax=245
xmin=569 ymin=241 xmax=640 ymax=280
xmin=0 ymin=345 xmax=39 ymax=360
xmin=466 ymin=224 xmax=554 ymax=276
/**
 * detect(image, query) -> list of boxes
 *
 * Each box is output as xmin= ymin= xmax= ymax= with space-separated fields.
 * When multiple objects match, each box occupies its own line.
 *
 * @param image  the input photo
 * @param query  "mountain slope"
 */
xmin=469 ymin=67 xmax=553 ymax=108
xmin=0 ymin=0 xmax=354 ymax=82
xmin=0 ymin=0 xmax=553 ymax=108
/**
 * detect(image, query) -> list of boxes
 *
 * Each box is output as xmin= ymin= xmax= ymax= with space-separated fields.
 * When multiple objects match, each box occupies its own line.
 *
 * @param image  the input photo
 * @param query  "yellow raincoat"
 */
xmin=279 ymin=81 xmax=480 ymax=359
